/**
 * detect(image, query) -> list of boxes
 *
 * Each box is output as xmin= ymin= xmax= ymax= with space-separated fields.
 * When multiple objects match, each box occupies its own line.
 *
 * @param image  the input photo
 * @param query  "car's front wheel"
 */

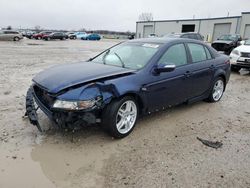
xmin=207 ymin=77 xmax=225 ymax=102
xmin=102 ymin=96 xmax=138 ymax=138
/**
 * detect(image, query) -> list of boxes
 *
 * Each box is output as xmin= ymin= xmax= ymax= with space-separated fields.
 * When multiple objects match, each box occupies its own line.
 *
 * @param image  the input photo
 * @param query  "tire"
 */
xmin=38 ymin=36 xmax=41 ymax=40
xmin=62 ymin=37 xmax=66 ymax=40
xmin=13 ymin=37 xmax=20 ymax=41
xmin=102 ymin=96 xmax=138 ymax=138
xmin=207 ymin=77 xmax=225 ymax=103
xmin=47 ymin=37 xmax=51 ymax=41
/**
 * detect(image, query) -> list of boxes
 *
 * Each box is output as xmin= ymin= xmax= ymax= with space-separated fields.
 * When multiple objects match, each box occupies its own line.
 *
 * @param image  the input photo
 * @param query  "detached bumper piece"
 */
xmin=25 ymin=87 xmax=42 ymax=132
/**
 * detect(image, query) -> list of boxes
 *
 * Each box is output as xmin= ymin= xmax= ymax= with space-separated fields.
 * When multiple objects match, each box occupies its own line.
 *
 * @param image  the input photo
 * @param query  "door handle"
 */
xmin=184 ymin=71 xmax=192 ymax=78
xmin=210 ymin=65 xmax=215 ymax=70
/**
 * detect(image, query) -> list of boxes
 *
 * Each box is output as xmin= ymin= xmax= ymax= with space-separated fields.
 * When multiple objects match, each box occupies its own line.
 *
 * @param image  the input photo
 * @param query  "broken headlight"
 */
xmin=53 ymin=99 xmax=96 ymax=110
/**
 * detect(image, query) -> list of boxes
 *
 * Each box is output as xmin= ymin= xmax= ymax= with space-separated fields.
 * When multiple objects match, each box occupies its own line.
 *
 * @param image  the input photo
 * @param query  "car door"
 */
xmin=185 ymin=43 xmax=215 ymax=98
xmin=144 ymin=43 xmax=192 ymax=111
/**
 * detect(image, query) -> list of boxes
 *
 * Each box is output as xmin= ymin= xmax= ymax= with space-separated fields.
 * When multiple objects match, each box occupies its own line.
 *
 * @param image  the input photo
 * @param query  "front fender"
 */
xmin=56 ymin=82 xmax=118 ymax=105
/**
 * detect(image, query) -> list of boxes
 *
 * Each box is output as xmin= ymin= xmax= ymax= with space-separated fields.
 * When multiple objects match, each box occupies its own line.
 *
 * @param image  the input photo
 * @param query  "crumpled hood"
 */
xmin=212 ymin=40 xmax=234 ymax=45
xmin=33 ymin=61 xmax=135 ymax=94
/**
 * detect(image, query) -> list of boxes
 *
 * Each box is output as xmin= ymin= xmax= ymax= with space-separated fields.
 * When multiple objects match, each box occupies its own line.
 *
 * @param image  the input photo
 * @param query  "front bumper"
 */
xmin=230 ymin=57 xmax=250 ymax=69
xmin=25 ymin=86 xmax=100 ymax=131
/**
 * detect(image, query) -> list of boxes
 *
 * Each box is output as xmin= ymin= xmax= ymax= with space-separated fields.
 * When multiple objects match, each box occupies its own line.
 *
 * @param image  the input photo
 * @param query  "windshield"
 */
xmin=218 ymin=34 xmax=238 ymax=41
xmin=91 ymin=42 xmax=161 ymax=70
xmin=245 ymin=40 xmax=250 ymax=45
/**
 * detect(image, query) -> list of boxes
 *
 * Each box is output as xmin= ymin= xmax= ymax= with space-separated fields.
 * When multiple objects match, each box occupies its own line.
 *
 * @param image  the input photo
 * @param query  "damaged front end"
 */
xmin=25 ymin=82 xmax=116 ymax=131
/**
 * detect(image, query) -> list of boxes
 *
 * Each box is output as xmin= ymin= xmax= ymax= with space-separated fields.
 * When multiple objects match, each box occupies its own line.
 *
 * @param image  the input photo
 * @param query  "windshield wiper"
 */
xmin=114 ymin=52 xmax=125 ymax=68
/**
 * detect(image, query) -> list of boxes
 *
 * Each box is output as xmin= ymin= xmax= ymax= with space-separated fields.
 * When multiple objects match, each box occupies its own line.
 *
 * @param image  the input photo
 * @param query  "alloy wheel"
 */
xmin=212 ymin=80 xmax=224 ymax=101
xmin=116 ymin=100 xmax=137 ymax=134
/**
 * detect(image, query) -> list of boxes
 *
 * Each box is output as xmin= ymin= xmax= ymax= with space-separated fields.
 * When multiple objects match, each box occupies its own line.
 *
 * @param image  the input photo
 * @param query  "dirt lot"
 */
xmin=0 ymin=39 xmax=250 ymax=188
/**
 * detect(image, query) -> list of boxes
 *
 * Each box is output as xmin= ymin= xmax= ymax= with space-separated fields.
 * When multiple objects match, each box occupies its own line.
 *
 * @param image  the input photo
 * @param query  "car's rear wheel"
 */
xmin=38 ymin=36 xmax=41 ymax=40
xmin=207 ymin=77 xmax=225 ymax=102
xmin=102 ymin=96 xmax=138 ymax=138
xmin=13 ymin=37 xmax=20 ymax=41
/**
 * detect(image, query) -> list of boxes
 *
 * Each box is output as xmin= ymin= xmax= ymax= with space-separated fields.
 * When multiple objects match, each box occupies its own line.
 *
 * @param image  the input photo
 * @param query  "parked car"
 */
xmin=33 ymin=31 xmax=53 ymax=40
xmin=128 ymin=34 xmax=135 ymax=40
xmin=66 ymin=32 xmax=76 ymax=39
xmin=0 ymin=30 xmax=23 ymax=41
xmin=75 ymin=32 xmax=88 ymax=39
xmin=81 ymin=33 xmax=101 ymax=40
xmin=25 ymin=31 xmax=36 ymax=39
xmin=25 ymin=38 xmax=230 ymax=138
xmin=211 ymin=34 xmax=242 ymax=55
xmin=42 ymin=32 xmax=67 ymax=41
xmin=230 ymin=39 xmax=250 ymax=71
xmin=165 ymin=32 xmax=204 ymax=41
xmin=148 ymin=33 xmax=157 ymax=38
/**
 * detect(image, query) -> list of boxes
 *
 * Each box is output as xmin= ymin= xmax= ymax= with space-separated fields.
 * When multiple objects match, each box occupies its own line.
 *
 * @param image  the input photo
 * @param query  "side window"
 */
xmin=187 ymin=43 xmax=207 ymax=63
xmin=205 ymin=47 xmax=212 ymax=59
xmin=158 ymin=44 xmax=187 ymax=66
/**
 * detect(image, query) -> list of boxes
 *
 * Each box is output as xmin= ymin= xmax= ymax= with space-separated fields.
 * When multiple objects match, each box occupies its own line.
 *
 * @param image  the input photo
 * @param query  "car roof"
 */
xmin=127 ymin=37 xmax=204 ymax=45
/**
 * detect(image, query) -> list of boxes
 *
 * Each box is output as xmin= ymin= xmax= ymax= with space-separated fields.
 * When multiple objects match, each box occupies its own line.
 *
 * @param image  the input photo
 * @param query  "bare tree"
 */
xmin=6 ymin=26 xmax=12 ymax=30
xmin=34 ymin=25 xmax=42 ymax=32
xmin=138 ymin=13 xmax=153 ymax=21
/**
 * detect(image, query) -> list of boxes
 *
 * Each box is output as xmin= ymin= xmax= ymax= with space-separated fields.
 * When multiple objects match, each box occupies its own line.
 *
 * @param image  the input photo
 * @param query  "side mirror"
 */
xmin=155 ymin=64 xmax=176 ymax=74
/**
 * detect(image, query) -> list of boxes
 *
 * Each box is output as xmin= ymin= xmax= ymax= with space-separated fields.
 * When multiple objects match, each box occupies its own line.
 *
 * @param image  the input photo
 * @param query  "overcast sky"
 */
xmin=0 ymin=0 xmax=249 ymax=32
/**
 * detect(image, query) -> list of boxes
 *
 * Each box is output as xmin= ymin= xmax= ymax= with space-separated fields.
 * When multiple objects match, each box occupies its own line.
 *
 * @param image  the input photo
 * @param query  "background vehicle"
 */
xmin=26 ymin=38 xmax=230 ymax=138
xmin=148 ymin=33 xmax=157 ymax=38
xmin=66 ymin=32 xmax=76 ymax=39
xmin=165 ymin=32 xmax=204 ymax=41
xmin=75 ymin=32 xmax=88 ymax=39
xmin=81 ymin=33 xmax=101 ymax=40
xmin=42 ymin=32 xmax=67 ymax=41
xmin=25 ymin=31 xmax=36 ymax=39
xmin=0 ymin=30 xmax=23 ymax=41
xmin=230 ymin=39 xmax=250 ymax=71
xmin=33 ymin=31 xmax=52 ymax=40
xmin=211 ymin=34 xmax=242 ymax=55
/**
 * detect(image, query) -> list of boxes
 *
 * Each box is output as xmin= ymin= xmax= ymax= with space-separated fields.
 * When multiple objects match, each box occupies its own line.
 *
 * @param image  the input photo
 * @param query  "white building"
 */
xmin=136 ymin=12 xmax=250 ymax=42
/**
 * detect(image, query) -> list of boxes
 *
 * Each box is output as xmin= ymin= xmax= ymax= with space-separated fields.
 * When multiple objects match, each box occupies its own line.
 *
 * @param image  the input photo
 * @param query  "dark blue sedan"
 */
xmin=25 ymin=38 xmax=230 ymax=138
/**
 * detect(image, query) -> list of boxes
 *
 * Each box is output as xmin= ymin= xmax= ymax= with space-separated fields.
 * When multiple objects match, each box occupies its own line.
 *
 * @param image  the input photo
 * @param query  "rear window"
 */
xmin=205 ymin=47 xmax=212 ymax=59
xmin=187 ymin=43 xmax=207 ymax=63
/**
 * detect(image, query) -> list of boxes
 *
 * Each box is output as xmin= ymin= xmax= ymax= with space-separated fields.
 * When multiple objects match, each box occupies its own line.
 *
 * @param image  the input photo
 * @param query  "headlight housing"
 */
xmin=53 ymin=99 xmax=96 ymax=110
xmin=231 ymin=50 xmax=241 ymax=56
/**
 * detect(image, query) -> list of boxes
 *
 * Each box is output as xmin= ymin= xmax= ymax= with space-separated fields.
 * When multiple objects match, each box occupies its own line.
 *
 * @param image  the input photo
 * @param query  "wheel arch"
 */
xmin=118 ymin=92 xmax=145 ymax=114
xmin=214 ymin=69 xmax=227 ymax=91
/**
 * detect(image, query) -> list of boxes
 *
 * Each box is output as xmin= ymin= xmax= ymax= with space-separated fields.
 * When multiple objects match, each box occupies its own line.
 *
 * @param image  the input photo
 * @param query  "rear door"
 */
xmin=186 ymin=43 xmax=215 ymax=98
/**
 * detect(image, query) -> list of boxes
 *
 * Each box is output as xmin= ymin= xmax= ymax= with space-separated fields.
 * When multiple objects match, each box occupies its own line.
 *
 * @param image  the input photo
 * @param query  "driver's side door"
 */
xmin=144 ymin=43 xmax=192 ymax=111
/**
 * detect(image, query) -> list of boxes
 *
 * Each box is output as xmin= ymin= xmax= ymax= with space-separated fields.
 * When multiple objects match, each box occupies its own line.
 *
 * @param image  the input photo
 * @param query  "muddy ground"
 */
xmin=0 ymin=39 xmax=250 ymax=188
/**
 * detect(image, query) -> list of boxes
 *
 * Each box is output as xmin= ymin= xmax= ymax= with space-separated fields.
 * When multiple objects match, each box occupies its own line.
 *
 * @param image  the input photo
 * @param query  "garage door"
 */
xmin=212 ymin=23 xmax=231 ymax=41
xmin=143 ymin=25 xmax=153 ymax=38
xmin=244 ymin=25 xmax=250 ymax=39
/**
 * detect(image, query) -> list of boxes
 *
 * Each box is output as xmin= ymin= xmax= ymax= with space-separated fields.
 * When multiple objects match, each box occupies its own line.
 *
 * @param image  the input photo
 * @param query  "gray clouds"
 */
xmin=0 ymin=0 xmax=249 ymax=31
